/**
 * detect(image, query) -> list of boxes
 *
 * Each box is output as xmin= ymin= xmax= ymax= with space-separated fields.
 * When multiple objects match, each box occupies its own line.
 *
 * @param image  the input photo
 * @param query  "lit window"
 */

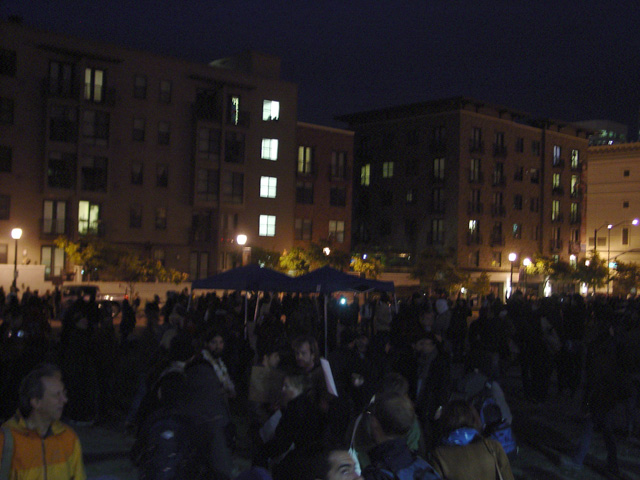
xmin=513 ymin=223 xmax=522 ymax=239
xmin=84 ymin=68 xmax=104 ymax=102
xmin=468 ymin=220 xmax=478 ymax=233
xmin=328 ymin=220 xmax=345 ymax=243
xmin=360 ymin=164 xmax=370 ymax=186
xmin=41 ymin=245 xmax=64 ymax=279
xmin=382 ymin=161 xmax=394 ymax=178
xmin=553 ymin=145 xmax=562 ymax=164
xmin=259 ymin=215 xmax=276 ymax=237
xmin=571 ymin=149 xmax=579 ymax=169
xmin=262 ymin=139 xmax=279 ymax=160
xmin=228 ymin=95 xmax=240 ymax=125
xmin=260 ymin=176 xmax=277 ymax=198
xmin=43 ymin=200 xmax=67 ymax=235
xmin=571 ymin=175 xmax=579 ymax=195
xmin=297 ymin=146 xmax=313 ymax=173
xmin=78 ymin=200 xmax=100 ymax=235
xmin=552 ymin=200 xmax=561 ymax=221
xmin=262 ymin=100 xmax=280 ymax=121
xmin=553 ymin=173 xmax=561 ymax=188
xmin=433 ymin=158 xmax=445 ymax=179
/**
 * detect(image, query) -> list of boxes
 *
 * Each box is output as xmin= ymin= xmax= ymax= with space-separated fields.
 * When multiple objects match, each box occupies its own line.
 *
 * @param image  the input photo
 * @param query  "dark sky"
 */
xmin=4 ymin=1 xmax=640 ymax=135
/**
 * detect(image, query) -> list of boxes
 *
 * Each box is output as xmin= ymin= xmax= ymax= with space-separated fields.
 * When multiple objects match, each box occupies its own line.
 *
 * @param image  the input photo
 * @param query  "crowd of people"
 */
xmin=1 ymin=285 xmax=639 ymax=479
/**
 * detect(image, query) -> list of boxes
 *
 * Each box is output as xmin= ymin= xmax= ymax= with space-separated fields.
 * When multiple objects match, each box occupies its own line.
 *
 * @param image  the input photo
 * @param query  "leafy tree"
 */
xmin=574 ymin=254 xmax=608 ymax=294
xmin=525 ymin=254 xmax=573 ymax=293
xmin=411 ymin=247 xmax=468 ymax=295
xmin=352 ymin=256 xmax=382 ymax=279
xmin=249 ymin=247 xmax=281 ymax=269
xmin=611 ymin=261 xmax=640 ymax=296
xmin=279 ymin=247 xmax=311 ymax=276
xmin=467 ymin=271 xmax=491 ymax=297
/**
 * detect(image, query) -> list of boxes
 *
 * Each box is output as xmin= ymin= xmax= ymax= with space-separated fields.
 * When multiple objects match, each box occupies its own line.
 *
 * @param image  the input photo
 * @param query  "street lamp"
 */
xmin=236 ymin=234 xmax=250 ymax=266
xmin=522 ymin=257 xmax=531 ymax=293
xmin=605 ymin=219 xmax=639 ymax=295
xmin=508 ymin=252 xmax=516 ymax=298
xmin=11 ymin=228 xmax=22 ymax=291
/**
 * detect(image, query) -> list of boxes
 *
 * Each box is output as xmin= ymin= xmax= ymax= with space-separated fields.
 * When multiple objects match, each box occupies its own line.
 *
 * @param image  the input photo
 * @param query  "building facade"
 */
xmin=0 ymin=19 xmax=306 ymax=281
xmin=338 ymin=98 xmax=590 ymax=295
xmin=586 ymin=143 xmax=640 ymax=272
xmin=294 ymin=122 xmax=353 ymax=252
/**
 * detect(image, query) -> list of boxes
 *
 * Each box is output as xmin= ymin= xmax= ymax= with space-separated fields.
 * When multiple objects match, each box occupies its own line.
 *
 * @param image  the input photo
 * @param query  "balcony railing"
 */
xmin=570 ymin=162 xmax=582 ymax=172
xmin=570 ymin=214 xmax=581 ymax=225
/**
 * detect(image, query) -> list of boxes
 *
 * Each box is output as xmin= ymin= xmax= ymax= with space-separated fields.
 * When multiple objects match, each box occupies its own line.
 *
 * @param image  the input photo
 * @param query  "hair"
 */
xmin=305 ymin=447 xmax=349 ymax=480
xmin=379 ymin=372 xmax=409 ymax=397
xmin=18 ymin=363 xmax=62 ymax=418
xmin=438 ymin=400 xmax=482 ymax=435
xmin=372 ymin=391 xmax=415 ymax=437
xmin=292 ymin=335 xmax=319 ymax=361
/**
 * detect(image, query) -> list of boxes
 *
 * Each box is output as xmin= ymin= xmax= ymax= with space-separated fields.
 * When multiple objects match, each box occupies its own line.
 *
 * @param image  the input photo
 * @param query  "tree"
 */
xmin=526 ymin=254 xmax=573 ymax=293
xmin=279 ymin=247 xmax=311 ymax=276
xmin=611 ymin=261 xmax=640 ymax=296
xmin=574 ymin=254 xmax=608 ymax=294
xmin=351 ymin=256 xmax=381 ymax=279
xmin=249 ymin=247 xmax=281 ymax=269
xmin=467 ymin=271 xmax=491 ymax=297
xmin=410 ymin=247 xmax=468 ymax=295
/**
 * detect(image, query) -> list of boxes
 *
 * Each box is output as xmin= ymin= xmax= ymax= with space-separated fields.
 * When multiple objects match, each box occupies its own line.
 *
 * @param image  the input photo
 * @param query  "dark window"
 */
xmin=513 ymin=194 xmax=523 ymax=210
xmin=130 ymin=205 xmax=142 ymax=228
xmin=133 ymin=118 xmax=145 ymax=141
xmin=0 ymin=97 xmax=14 ymax=124
xmin=330 ymin=187 xmax=346 ymax=206
xmin=532 ymin=140 xmax=541 ymax=156
xmin=81 ymin=156 xmax=108 ymax=192
xmin=131 ymin=161 xmax=143 ymax=185
xmin=191 ymin=211 xmax=214 ymax=242
xmin=196 ymin=168 xmax=218 ymax=202
xmin=159 ymin=80 xmax=172 ymax=104
xmin=0 ymin=49 xmax=17 ymax=77
xmin=47 ymin=152 xmax=76 ymax=189
xmin=133 ymin=75 xmax=147 ymax=99
xmin=295 ymin=218 xmax=312 ymax=241
xmin=49 ymin=105 xmax=78 ymax=142
xmin=624 ymin=169 xmax=630 ymax=177
xmin=156 ymin=164 xmax=168 ymax=187
xmin=0 ymin=195 xmax=10 ymax=219
xmin=331 ymin=151 xmax=347 ymax=179
xmin=155 ymin=207 xmax=167 ymax=230
xmin=405 ymin=219 xmax=417 ymax=237
xmin=0 ymin=146 xmax=12 ymax=172
xmin=530 ymin=168 xmax=540 ymax=184
xmin=623 ymin=201 xmax=629 ymax=208
xmin=622 ymin=227 xmax=629 ymax=245
xmin=514 ymin=166 xmax=523 ymax=181
xmin=380 ymin=190 xmax=393 ymax=205
xmin=48 ymin=61 xmax=75 ymax=97
xmin=222 ymin=172 xmax=243 ymax=204
xmin=296 ymin=181 xmax=314 ymax=204
xmin=198 ymin=128 xmax=221 ymax=158
xmin=82 ymin=110 xmax=110 ymax=146
xmin=158 ymin=121 xmax=170 ymax=145
xmin=225 ymin=132 xmax=245 ymax=163
xmin=515 ymin=137 xmax=524 ymax=153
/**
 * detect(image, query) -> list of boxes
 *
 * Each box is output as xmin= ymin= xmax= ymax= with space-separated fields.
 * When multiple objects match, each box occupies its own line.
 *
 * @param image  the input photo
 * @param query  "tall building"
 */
xmin=338 ymin=97 xmax=590 ymax=296
xmin=574 ymin=119 xmax=628 ymax=146
xmin=295 ymin=122 xmax=353 ymax=252
xmin=0 ymin=19 xmax=303 ymax=281
xmin=586 ymin=142 xmax=640 ymax=273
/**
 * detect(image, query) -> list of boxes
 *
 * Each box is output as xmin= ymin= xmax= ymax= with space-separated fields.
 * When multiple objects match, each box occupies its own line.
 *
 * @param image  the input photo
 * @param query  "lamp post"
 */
xmin=605 ymin=219 xmax=639 ymax=295
xmin=522 ymin=257 xmax=531 ymax=294
xmin=236 ymin=234 xmax=250 ymax=266
xmin=508 ymin=252 xmax=516 ymax=299
xmin=11 ymin=228 xmax=22 ymax=291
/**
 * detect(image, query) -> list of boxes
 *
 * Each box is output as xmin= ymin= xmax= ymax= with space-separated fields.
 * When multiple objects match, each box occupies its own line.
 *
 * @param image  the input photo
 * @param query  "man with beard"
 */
xmin=202 ymin=329 xmax=236 ymax=399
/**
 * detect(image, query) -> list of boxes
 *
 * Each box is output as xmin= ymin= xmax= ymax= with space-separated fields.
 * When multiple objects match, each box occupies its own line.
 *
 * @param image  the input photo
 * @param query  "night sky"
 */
xmin=4 ymin=1 xmax=640 ymax=135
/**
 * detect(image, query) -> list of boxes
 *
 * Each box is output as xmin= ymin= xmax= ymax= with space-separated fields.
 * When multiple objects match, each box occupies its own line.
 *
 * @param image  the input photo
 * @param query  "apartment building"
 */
xmin=0 ymin=19 xmax=301 ymax=280
xmin=295 ymin=122 xmax=353 ymax=252
xmin=587 ymin=143 xmax=640 ymax=270
xmin=338 ymin=97 xmax=590 ymax=295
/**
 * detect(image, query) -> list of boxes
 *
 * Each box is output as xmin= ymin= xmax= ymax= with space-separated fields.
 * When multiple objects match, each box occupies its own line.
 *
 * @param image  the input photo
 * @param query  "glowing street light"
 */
xmin=508 ymin=252 xmax=516 ymax=298
xmin=236 ymin=234 xmax=247 ymax=246
xmin=323 ymin=247 xmax=331 ymax=256
xmin=522 ymin=257 xmax=531 ymax=293
xmin=11 ymin=228 xmax=22 ymax=291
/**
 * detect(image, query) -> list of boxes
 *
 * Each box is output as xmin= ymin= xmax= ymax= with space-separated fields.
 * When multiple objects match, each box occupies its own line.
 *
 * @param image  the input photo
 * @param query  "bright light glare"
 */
xmin=11 ymin=228 xmax=22 ymax=240
xmin=633 ymin=218 xmax=639 ymax=225
xmin=236 ymin=234 xmax=247 ymax=245
xmin=508 ymin=252 xmax=516 ymax=262
xmin=523 ymin=257 xmax=531 ymax=267
xmin=323 ymin=247 xmax=331 ymax=256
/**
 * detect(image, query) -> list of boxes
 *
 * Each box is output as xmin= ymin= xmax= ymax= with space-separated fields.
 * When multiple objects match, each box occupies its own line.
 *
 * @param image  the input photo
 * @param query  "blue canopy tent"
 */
xmin=293 ymin=266 xmax=395 ymax=355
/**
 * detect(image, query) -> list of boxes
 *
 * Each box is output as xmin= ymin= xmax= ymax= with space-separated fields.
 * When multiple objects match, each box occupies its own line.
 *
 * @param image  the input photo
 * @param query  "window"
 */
xmin=129 ymin=205 xmax=142 ymax=228
xmin=360 ymin=164 xmax=370 ymax=186
xmin=405 ymin=157 xmax=418 ymax=176
xmin=262 ymin=138 xmax=279 ymax=160
xmin=196 ymin=168 xmax=219 ymax=202
xmin=513 ymin=223 xmax=522 ymax=239
xmin=552 ymin=200 xmax=561 ymax=221
xmin=571 ymin=175 xmax=579 ymax=196
xmin=48 ymin=61 xmax=74 ymax=97
xmin=131 ymin=161 xmax=143 ymax=185
xmin=469 ymin=251 xmax=480 ymax=267
xmin=133 ymin=75 xmax=147 ymax=99
xmin=47 ymin=152 xmax=76 ymax=189
xmin=331 ymin=151 xmax=347 ymax=179
xmin=433 ymin=126 xmax=446 ymax=144
xmin=553 ymin=173 xmax=561 ymax=189
xmin=191 ymin=211 xmax=214 ymax=242
xmin=492 ymin=162 xmax=504 ymax=185
xmin=571 ymin=149 xmax=579 ymax=169
xmin=259 ymin=215 xmax=276 ymax=237
xmin=624 ymin=169 xmax=630 ymax=177
xmin=222 ymin=171 xmax=244 ymax=204
xmin=468 ymin=219 xmax=478 ymax=234
xmin=155 ymin=207 xmax=167 ymax=230
xmin=514 ymin=166 xmax=523 ymax=181
xmin=156 ymin=164 xmax=168 ymax=187
xmin=532 ymin=140 xmax=541 ymax=156
xmin=0 ymin=195 xmax=9 ymax=220
xmin=623 ymin=201 xmax=629 ymax=208
xmin=296 ymin=181 xmax=314 ymax=204
xmin=551 ymin=226 xmax=561 ymax=249
xmin=78 ymin=200 xmax=100 ymax=235
xmin=49 ymin=105 xmax=78 ymax=142
xmin=382 ymin=161 xmax=394 ymax=178
xmin=82 ymin=110 xmax=109 ymax=146
xmin=433 ymin=158 xmax=445 ymax=180
xmin=471 ymin=127 xmax=482 ymax=149
xmin=328 ymin=220 xmax=345 ymax=243
xmin=295 ymin=219 xmax=312 ymax=241
xmin=225 ymin=132 xmax=245 ymax=163
xmin=469 ymin=189 xmax=482 ymax=213
xmin=491 ymin=251 xmax=502 ymax=268
xmin=491 ymin=222 xmax=503 ymax=245
xmin=41 ymin=246 xmax=65 ymax=279
xmin=470 ymin=158 xmax=482 ymax=182
xmin=228 ymin=95 xmax=240 ymax=125
xmin=0 ymin=48 xmax=17 ymax=77
xmin=260 ymin=176 xmax=277 ymax=198
xmin=406 ymin=130 xmax=419 ymax=145
xmin=431 ymin=219 xmax=444 ymax=244
xmin=622 ymin=227 xmax=630 ymax=245
xmin=530 ymin=168 xmax=540 ymax=184
xmin=432 ymin=188 xmax=444 ymax=213
xmin=0 ymin=146 xmax=11 ymax=172
xmin=190 ymin=252 xmax=209 ymax=280
xmin=158 ymin=121 xmax=170 ymax=145
xmin=133 ymin=117 xmax=145 ymax=141
xmin=570 ymin=202 xmax=580 ymax=223
xmin=492 ymin=191 xmax=504 ymax=216
xmin=515 ymin=137 xmax=524 ymax=153
xmin=198 ymin=128 xmax=221 ymax=157
xmin=81 ymin=156 xmax=108 ymax=192
xmin=406 ymin=189 xmax=416 ymax=204
xmin=0 ymin=97 xmax=14 ymax=124
xmin=330 ymin=187 xmax=346 ymax=206
xmin=159 ymin=80 xmax=172 ymax=104
xmin=298 ymin=146 xmax=314 ymax=173
xmin=530 ymin=197 xmax=540 ymax=212
xmin=513 ymin=194 xmax=523 ymax=210
xmin=262 ymin=100 xmax=280 ymax=121
xmin=571 ymin=228 xmax=579 ymax=244
xmin=553 ymin=145 xmax=562 ymax=165
xmin=84 ymin=68 xmax=104 ymax=102
xmin=533 ymin=225 xmax=541 ymax=241
xmin=494 ymin=132 xmax=505 ymax=155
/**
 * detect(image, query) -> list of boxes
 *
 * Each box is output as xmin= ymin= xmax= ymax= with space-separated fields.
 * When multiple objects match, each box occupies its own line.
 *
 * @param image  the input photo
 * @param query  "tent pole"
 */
xmin=324 ymin=294 xmax=328 ymax=357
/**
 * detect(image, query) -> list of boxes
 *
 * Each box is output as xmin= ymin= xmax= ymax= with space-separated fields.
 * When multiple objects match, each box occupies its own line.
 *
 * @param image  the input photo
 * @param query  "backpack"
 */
xmin=378 ymin=456 xmax=441 ymax=480
xmin=472 ymin=384 xmax=517 ymax=456
xmin=136 ymin=413 xmax=206 ymax=480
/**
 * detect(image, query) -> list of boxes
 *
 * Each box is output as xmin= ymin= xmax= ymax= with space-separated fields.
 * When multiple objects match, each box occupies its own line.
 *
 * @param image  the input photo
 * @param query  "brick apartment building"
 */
xmin=0 ymin=19 xmax=354 ymax=282
xmin=338 ymin=98 xmax=590 ymax=296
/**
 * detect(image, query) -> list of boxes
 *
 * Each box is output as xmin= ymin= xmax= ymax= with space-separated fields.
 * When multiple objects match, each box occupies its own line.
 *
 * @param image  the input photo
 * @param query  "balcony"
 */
xmin=467 ymin=202 xmax=483 ymax=214
xmin=490 ymin=234 xmax=505 ymax=246
xmin=493 ymin=144 xmax=507 ymax=157
xmin=469 ymin=171 xmax=484 ymax=184
xmin=491 ymin=204 xmax=506 ymax=217
xmin=42 ymin=78 xmax=79 ymax=100
xmin=466 ymin=232 xmax=482 ymax=245
xmin=552 ymin=158 xmax=564 ymax=169
xmin=550 ymin=238 xmax=563 ymax=251
xmin=469 ymin=140 xmax=484 ymax=153
xmin=227 ymin=110 xmax=250 ymax=128
xmin=552 ymin=186 xmax=564 ymax=196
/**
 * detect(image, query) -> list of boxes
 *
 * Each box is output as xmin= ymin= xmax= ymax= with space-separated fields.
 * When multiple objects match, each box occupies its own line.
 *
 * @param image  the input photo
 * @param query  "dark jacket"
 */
xmin=363 ymin=437 xmax=438 ymax=480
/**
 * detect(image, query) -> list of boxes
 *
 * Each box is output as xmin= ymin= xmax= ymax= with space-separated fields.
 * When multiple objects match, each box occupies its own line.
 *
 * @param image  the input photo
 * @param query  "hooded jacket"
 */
xmin=0 ymin=412 xmax=86 ymax=480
